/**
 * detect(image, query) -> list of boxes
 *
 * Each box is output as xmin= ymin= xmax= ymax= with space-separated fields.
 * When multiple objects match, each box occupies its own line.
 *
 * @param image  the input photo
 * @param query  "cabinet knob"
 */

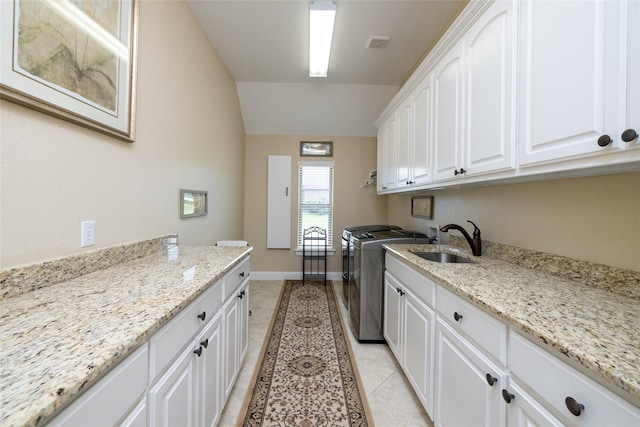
xmin=565 ymin=396 xmax=585 ymax=416
xmin=597 ymin=134 xmax=612 ymax=147
xmin=454 ymin=168 xmax=467 ymax=176
xmin=453 ymin=312 xmax=463 ymax=322
xmin=200 ymin=338 xmax=209 ymax=349
xmin=237 ymin=292 xmax=243 ymax=299
xmin=502 ymin=389 xmax=515 ymax=404
xmin=239 ymin=271 xmax=245 ymax=278
xmin=407 ymin=180 xmax=415 ymax=185
xmin=621 ymin=129 xmax=638 ymax=142
xmin=197 ymin=311 xmax=206 ymax=321
xmin=396 ymin=287 xmax=405 ymax=296
xmin=485 ymin=373 xmax=497 ymax=386
xmin=194 ymin=347 xmax=203 ymax=357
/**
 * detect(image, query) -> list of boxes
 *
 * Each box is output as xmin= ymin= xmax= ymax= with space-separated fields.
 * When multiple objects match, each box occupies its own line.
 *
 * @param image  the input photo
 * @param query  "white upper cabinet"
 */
xmin=411 ymin=75 xmax=433 ymax=186
xmin=624 ymin=0 xmax=640 ymax=152
xmin=432 ymin=41 xmax=465 ymax=182
xmin=517 ymin=0 xmax=626 ymax=166
xmin=464 ymin=0 xmax=516 ymax=175
xmin=377 ymin=115 xmax=397 ymax=192
xmin=396 ymin=99 xmax=413 ymax=187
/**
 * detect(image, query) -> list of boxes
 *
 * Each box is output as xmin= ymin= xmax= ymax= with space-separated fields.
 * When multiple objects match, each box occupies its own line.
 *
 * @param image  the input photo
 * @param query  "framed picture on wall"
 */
xmin=300 ymin=141 xmax=333 ymax=157
xmin=411 ymin=196 xmax=433 ymax=219
xmin=180 ymin=190 xmax=208 ymax=218
xmin=0 ymin=0 xmax=139 ymax=142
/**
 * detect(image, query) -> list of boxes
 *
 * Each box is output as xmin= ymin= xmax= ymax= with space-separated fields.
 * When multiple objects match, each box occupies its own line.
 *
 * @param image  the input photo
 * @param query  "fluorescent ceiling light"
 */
xmin=309 ymin=0 xmax=336 ymax=78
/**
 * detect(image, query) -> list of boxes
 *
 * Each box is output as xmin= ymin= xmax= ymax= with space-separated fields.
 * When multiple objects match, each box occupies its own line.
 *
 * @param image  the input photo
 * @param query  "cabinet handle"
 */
xmin=453 ymin=312 xmax=463 ymax=322
xmin=194 ymin=346 xmax=202 ymax=357
xmin=502 ymin=389 xmax=514 ymax=403
xmin=621 ymin=129 xmax=638 ymax=142
xmin=239 ymin=272 xmax=245 ymax=278
xmin=454 ymin=168 xmax=466 ymax=176
xmin=237 ymin=292 xmax=243 ymax=299
xmin=396 ymin=287 xmax=405 ymax=296
xmin=565 ymin=396 xmax=585 ymax=416
xmin=200 ymin=339 xmax=209 ymax=349
xmin=485 ymin=373 xmax=497 ymax=386
xmin=197 ymin=311 xmax=206 ymax=321
xmin=597 ymin=134 xmax=612 ymax=147
xmin=407 ymin=180 xmax=415 ymax=185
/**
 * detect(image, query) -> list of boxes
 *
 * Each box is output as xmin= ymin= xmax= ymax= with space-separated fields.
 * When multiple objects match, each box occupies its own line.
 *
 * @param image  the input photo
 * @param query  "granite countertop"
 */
xmin=383 ymin=243 xmax=640 ymax=407
xmin=0 ymin=245 xmax=252 ymax=427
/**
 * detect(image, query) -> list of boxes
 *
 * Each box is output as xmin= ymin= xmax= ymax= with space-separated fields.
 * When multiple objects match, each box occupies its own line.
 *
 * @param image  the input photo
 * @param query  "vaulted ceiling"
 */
xmin=187 ymin=0 xmax=468 ymax=137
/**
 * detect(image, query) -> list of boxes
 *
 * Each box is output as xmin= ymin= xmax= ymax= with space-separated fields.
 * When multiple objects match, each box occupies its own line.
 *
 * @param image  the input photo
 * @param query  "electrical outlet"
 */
xmin=81 ymin=220 xmax=95 ymax=247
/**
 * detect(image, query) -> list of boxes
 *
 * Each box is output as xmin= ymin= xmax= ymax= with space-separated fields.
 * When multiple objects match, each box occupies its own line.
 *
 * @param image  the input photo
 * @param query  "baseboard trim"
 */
xmin=250 ymin=271 xmax=343 ymax=281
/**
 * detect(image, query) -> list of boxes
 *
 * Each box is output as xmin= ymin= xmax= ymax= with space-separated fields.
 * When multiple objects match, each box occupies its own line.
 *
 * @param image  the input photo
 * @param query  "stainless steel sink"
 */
xmin=410 ymin=251 xmax=476 ymax=264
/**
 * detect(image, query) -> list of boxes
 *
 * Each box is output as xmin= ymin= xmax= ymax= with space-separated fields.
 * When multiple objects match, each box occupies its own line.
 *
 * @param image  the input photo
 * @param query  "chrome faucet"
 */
xmin=440 ymin=221 xmax=482 ymax=256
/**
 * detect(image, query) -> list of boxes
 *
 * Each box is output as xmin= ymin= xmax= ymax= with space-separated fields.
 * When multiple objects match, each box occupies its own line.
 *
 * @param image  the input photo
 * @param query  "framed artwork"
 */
xmin=180 ymin=189 xmax=208 ymax=219
xmin=300 ymin=141 xmax=333 ymax=157
xmin=411 ymin=196 xmax=433 ymax=219
xmin=0 ymin=0 xmax=139 ymax=142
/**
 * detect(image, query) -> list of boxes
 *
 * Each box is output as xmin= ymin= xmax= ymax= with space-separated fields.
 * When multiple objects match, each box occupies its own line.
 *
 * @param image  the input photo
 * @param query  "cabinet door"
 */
xmin=377 ymin=124 xmax=388 ymax=192
xmin=411 ymin=75 xmax=433 ymax=186
xmin=120 ymin=398 xmax=147 ymax=427
xmin=378 ymin=116 xmax=397 ymax=191
xmin=267 ymin=155 xmax=291 ymax=248
xmin=404 ymin=290 xmax=435 ymax=419
xmin=149 ymin=345 xmax=198 ymax=427
xmin=197 ymin=312 xmax=223 ymax=427
xmin=396 ymin=100 xmax=412 ymax=188
xmin=433 ymin=42 xmax=464 ymax=182
xmin=464 ymin=0 xmax=516 ymax=175
xmin=383 ymin=272 xmax=403 ymax=360
xmin=223 ymin=295 xmax=239 ymax=399
xmin=435 ymin=319 xmax=505 ymax=427
xmin=625 ymin=0 xmax=640 ymax=152
xmin=505 ymin=380 xmax=563 ymax=427
xmin=238 ymin=280 xmax=250 ymax=364
xmin=517 ymin=0 xmax=626 ymax=166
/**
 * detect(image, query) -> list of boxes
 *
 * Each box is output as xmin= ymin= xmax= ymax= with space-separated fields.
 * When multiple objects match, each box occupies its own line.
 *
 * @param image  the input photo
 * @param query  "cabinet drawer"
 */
xmin=437 ymin=286 xmax=507 ymax=365
xmin=510 ymin=332 xmax=640 ymax=426
xmin=149 ymin=282 xmax=222 ymax=381
xmin=385 ymin=254 xmax=436 ymax=308
xmin=47 ymin=344 xmax=148 ymax=427
xmin=224 ymin=257 xmax=250 ymax=300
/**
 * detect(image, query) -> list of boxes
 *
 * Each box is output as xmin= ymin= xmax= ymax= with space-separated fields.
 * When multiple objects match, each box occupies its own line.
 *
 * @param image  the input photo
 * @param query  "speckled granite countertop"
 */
xmin=0 ymin=245 xmax=252 ymax=427
xmin=383 ymin=243 xmax=640 ymax=407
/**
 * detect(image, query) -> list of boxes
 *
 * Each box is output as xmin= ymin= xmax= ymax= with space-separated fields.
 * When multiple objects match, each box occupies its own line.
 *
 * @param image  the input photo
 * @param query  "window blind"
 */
xmin=297 ymin=162 xmax=334 ymax=248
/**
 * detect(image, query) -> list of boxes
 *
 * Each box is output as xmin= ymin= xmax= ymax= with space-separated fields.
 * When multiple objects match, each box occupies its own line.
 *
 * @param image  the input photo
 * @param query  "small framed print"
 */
xmin=180 ymin=189 xmax=207 ymax=218
xmin=300 ymin=141 xmax=333 ymax=157
xmin=411 ymin=196 xmax=433 ymax=219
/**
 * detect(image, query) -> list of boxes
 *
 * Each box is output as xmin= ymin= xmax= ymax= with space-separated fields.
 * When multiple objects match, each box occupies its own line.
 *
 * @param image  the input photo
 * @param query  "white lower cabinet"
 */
xmin=384 ymin=254 xmax=640 ymax=427
xmin=46 ymin=256 xmax=250 ymax=427
xmin=384 ymin=256 xmax=437 ymax=418
xmin=434 ymin=318 xmax=506 ymax=427
xmin=503 ymin=379 xmax=563 ymax=427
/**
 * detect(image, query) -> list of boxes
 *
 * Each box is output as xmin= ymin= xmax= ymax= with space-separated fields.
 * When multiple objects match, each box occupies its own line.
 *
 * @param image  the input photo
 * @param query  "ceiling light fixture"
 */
xmin=309 ymin=0 xmax=336 ymax=78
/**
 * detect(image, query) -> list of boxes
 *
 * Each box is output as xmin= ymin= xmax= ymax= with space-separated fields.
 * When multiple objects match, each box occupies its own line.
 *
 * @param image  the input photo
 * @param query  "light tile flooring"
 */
xmin=219 ymin=280 xmax=433 ymax=426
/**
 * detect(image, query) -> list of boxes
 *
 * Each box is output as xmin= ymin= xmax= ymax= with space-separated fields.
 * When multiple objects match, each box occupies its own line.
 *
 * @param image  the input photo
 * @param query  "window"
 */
xmin=297 ymin=161 xmax=334 ymax=249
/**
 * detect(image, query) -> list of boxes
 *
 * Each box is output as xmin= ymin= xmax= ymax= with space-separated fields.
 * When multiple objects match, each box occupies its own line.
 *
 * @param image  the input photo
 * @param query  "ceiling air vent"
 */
xmin=365 ymin=35 xmax=391 ymax=49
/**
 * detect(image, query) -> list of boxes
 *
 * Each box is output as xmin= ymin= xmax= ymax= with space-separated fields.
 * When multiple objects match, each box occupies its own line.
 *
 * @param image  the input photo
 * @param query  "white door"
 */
xmin=197 ymin=312 xmax=223 ymax=427
xmin=433 ymin=42 xmax=464 ymax=182
xmin=464 ymin=0 xmax=516 ymax=175
xmin=404 ymin=290 xmax=435 ymax=419
xmin=517 ymin=0 xmax=626 ymax=166
xmin=267 ymin=155 xmax=291 ymax=248
xmin=396 ymin=100 xmax=412 ymax=188
xmin=223 ymin=296 xmax=239 ymax=399
xmin=435 ymin=319 xmax=505 ymax=427
xmin=149 ymin=347 xmax=198 ymax=427
xmin=382 ymin=272 xmax=403 ymax=360
xmin=505 ymin=380 xmax=563 ymax=427
xmin=411 ymin=75 xmax=433 ymax=186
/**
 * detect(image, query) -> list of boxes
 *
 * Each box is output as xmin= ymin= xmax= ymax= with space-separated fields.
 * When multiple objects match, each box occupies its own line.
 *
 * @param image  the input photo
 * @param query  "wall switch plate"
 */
xmin=81 ymin=220 xmax=95 ymax=247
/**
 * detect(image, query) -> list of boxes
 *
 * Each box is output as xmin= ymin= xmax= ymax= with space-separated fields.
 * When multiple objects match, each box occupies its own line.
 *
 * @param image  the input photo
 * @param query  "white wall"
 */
xmin=0 ymin=0 xmax=246 ymax=269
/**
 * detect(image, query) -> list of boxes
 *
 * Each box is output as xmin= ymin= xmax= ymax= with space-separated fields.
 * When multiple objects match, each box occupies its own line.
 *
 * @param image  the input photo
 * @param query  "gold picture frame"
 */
xmin=180 ymin=189 xmax=208 ymax=219
xmin=411 ymin=196 xmax=433 ymax=219
xmin=0 ymin=0 xmax=139 ymax=142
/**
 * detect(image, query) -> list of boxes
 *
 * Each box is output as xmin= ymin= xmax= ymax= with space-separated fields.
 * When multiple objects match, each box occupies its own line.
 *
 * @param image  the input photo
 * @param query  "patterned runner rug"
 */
xmin=237 ymin=280 xmax=374 ymax=426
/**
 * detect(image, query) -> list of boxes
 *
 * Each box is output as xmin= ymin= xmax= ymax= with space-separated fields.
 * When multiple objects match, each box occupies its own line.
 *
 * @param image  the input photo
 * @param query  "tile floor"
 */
xmin=219 ymin=280 xmax=433 ymax=426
